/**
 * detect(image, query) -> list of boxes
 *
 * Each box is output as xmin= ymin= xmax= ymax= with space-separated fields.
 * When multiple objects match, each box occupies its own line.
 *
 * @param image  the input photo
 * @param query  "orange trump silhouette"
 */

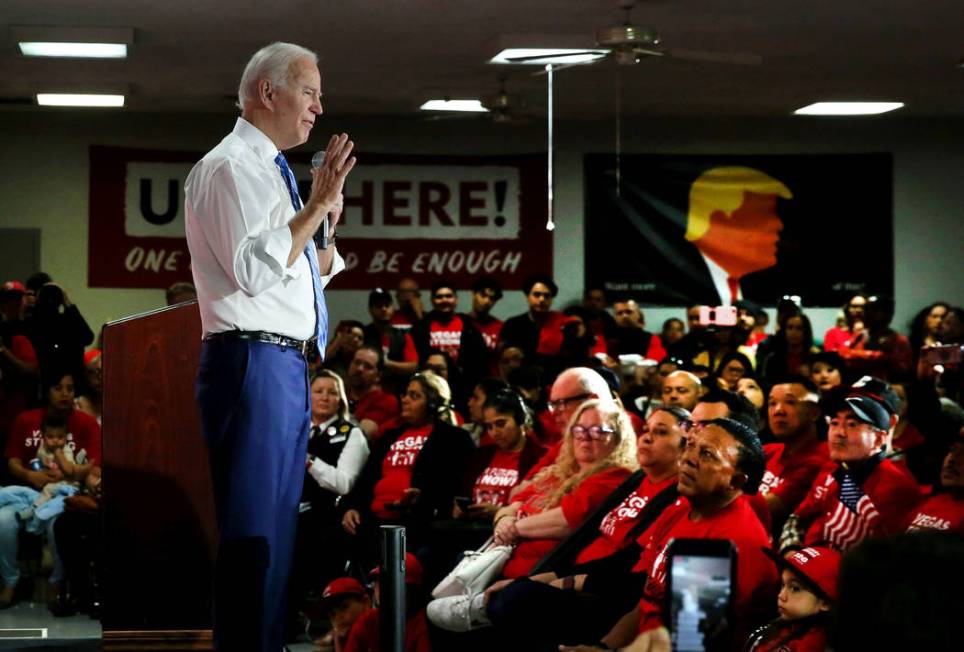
xmin=685 ymin=166 xmax=793 ymax=304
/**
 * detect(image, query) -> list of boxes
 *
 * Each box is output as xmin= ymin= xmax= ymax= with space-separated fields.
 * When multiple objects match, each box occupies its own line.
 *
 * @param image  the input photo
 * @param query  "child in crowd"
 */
xmin=746 ymin=546 xmax=840 ymax=651
xmin=314 ymin=577 xmax=372 ymax=652
xmin=343 ymin=553 xmax=432 ymax=652
xmin=0 ymin=413 xmax=84 ymax=533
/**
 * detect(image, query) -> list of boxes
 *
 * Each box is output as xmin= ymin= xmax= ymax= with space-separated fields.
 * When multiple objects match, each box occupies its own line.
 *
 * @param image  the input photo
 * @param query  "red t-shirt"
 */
xmin=645 ymin=335 xmax=667 ymax=363
xmin=633 ymin=495 xmax=777 ymax=636
xmin=905 ymin=493 xmax=964 ymax=536
xmin=472 ymin=449 xmax=523 ymax=507
xmin=575 ymin=474 xmax=678 ymax=565
xmin=343 ymin=607 xmax=431 ymax=652
xmin=758 ymin=438 xmax=829 ymax=515
xmin=536 ymin=311 xmax=570 ymax=357
xmin=466 ymin=315 xmax=503 ymax=354
xmin=370 ymin=424 xmax=433 ymax=519
xmin=427 ymin=316 xmax=465 ymax=362
xmin=502 ymin=465 xmax=632 ymax=578
xmin=822 ymin=326 xmax=852 ymax=353
xmin=5 ymin=407 xmax=102 ymax=467
xmin=354 ymin=389 xmax=399 ymax=430
xmin=794 ymin=458 xmax=921 ymax=551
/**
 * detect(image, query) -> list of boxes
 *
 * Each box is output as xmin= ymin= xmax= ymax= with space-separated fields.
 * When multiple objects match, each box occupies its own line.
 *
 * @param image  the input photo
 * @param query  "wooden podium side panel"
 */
xmin=101 ymin=302 xmax=216 ymax=638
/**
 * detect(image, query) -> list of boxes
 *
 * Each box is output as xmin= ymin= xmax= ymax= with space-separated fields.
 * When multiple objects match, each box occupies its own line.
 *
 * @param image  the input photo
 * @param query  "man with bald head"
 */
xmin=185 ymin=41 xmax=355 ymax=651
xmin=661 ymin=370 xmax=702 ymax=411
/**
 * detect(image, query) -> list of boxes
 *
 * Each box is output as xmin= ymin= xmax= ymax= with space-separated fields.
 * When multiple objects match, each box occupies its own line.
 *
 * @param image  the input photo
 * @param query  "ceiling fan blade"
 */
xmin=419 ymin=112 xmax=483 ymax=123
xmin=531 ymin=61 xmax=588 ymax=76
xmin=662 ymin=48 xmax=763 ymax=65
xmin=505 ymin=51 xmax=605 ymax=63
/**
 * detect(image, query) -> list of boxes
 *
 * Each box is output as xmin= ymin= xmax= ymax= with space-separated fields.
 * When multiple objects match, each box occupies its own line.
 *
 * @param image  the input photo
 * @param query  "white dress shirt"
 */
xmin=184 ymin=117 xmax=344 ymax=340
xmin=700 ymin=252 xmax=740 ymax=305
xmin=307 ymin=416 xmax=370 ymax=495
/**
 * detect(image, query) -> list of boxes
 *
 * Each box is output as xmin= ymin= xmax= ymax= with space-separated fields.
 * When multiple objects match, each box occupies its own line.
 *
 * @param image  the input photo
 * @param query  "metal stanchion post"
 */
xmin=379 ymin=525 xmax=406 ymax=652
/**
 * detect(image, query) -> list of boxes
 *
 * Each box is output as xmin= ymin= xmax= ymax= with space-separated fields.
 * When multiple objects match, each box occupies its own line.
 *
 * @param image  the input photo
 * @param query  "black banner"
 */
xmin=584 ymin=153 xmax=893 ymax=307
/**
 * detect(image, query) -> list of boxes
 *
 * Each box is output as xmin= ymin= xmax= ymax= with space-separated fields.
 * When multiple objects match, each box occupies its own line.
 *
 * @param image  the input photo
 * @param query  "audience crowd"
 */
xmin=0 ymin=270 xmax=962 ymax=651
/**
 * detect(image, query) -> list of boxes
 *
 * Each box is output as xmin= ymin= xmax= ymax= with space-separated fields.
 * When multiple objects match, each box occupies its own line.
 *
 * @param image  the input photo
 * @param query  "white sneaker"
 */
xmin=426 ymin=592 xmax=491 ymax=632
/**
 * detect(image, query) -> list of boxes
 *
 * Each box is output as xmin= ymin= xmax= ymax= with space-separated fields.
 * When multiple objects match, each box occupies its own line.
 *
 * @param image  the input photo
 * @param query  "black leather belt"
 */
xmin=204 ymin=330 xmax=317 ymax=358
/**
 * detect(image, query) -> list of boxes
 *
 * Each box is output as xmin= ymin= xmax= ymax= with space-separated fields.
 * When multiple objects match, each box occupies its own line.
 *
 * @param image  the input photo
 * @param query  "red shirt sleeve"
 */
xmin=559 ymin=467 xmax=632 ymax=528
xmin=343 ymin=608 xmax=379 ymax=652
xmin=70 ymin=411 xmax=102 ymax=466
xmin=645 ymin=335 xmax=666 ymax=362
xmin=402 ymin=333 xmax=418 ymax=363
xmin=9 ymin=335 xmax=37 ymax=366
xmin=4 ymin=410 xmax=36 ymax=460
xmin=770 ymin=444 xmax=829 ymax=512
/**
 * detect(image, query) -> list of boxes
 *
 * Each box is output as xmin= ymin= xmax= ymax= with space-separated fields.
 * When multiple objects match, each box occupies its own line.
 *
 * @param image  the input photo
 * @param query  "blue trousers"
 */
xmin=196 ymin=338 xmax=310 ymax=652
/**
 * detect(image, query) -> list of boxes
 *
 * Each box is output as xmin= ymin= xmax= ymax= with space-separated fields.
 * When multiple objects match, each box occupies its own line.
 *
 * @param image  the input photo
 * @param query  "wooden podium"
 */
xmin=101 ymin=301 xmax=215 ymax=650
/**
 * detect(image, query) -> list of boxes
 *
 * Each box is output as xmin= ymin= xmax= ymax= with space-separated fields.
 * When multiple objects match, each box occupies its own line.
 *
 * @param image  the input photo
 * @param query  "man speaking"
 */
xmin=184 ymin=42 xmax=355 ymax=651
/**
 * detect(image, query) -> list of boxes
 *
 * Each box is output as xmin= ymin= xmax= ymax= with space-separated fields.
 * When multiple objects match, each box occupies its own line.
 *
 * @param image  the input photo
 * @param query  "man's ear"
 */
xmin=258 ymin=79 xmax=274 ymax=107
xmin=888 ymin=413 xmax=899 ymax=433
xmin=730 ymin=470 xmax=748 ymax=492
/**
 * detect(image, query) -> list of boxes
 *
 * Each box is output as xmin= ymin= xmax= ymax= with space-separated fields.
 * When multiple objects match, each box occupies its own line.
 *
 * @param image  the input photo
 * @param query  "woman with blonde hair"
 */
xmin=490 ymin=399 xmax=638 ymax=579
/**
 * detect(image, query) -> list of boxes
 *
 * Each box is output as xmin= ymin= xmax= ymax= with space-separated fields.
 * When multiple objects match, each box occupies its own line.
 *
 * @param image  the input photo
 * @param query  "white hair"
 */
xmin=237 ymin=42 xmax=318 ymax=109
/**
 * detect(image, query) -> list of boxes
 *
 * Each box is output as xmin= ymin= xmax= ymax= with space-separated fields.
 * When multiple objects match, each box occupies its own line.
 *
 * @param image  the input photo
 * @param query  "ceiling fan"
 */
xmin=421 ymin=79 xmax=531 ymax=124
xmin=507 ymin=0 xmax=762 ymax=68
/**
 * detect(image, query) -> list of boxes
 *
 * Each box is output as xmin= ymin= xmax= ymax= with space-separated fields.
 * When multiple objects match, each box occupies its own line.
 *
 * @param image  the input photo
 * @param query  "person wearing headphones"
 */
xmin=338 ymin=371 xmax=473 ymax=570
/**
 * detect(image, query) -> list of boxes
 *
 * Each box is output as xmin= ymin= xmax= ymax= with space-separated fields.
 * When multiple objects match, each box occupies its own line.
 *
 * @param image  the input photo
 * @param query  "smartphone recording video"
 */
xmin=666 ymin=538 xmax=736 ymax=652
xmin=698 ymin=306 xmax=738 ymax=328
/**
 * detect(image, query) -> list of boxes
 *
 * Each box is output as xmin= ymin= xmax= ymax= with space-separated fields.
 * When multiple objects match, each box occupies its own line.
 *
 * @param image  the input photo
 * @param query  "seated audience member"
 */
xmin=0 ymin=281 xmax=38 ymax=462
xmin=746 ymin=546 xmax=839 ymax=652
xmin=584 ymin=418 xmax=775 ymax=651
xmin=314 ymin=577 xmax=371 ymax=652
xmin=904 ymin=430 xmax=964 ymax=535
xmin=607 ymin=299 xmax=667 ymax=363
xmin=555 ymin=306 xmax=609 ymax=373
xmin=462 ymin=378 xmax=509 ymax=447
xmin=463 ymin=277 xmax=504 ymax=367
xmin=908 ymin=301 xmax=950 ymax=360
xmin=823 ymin=293 xmax=866 ymax=353
xmin=759 ymin=312 xmax=819 ymax=383
xmin=715 ymin=350 xmax=755 ymax=390
xmin=736 ymin=299 xmax=768 ymax=353
xmin=499 ymin=275 xmax=570 ymax=373
xmin=390 ymin=277 xmax=425 ymax=331
xmin=1 ymin=369 xmax=101 ymax=607
xmin=691 ymin=386 xmax=762 ymax=430
xmin=661 ymin=369 xmax=702 ymax=412
xmin=755 ymin=296 xmax=805 ymax=368
xmin=165 ymin=281 xmax=197 ymax=306
xmin=439 ymin=418 xmax=774 ymax=650
xmin=22 ymin=280 xmax=95 ymax=381
xmin=659 ymin=317 xmax=685 ymax=352
xmin=830 ymin=531 xmax=964 ymax=651
xmin=289 ymin=371 xmax=370 ymax=627
xmin=455 ymin=389 xmax=546 ymax=522
xmin=507 ymin=365 xmax=555 ymax=447
xmin=496 ymin=346 xmax=524 ymax=383
xmin=325 ymin=320 xmax=366 ymax=383
xmin=410 ymin=281 xmax=487 ymax=404
xmin=362 ymin=289 xmax=418 ymax=391
xmin=422 ymin=350 xmax=452 ymax=381
xmin=781 ymin=377 xmax=920 ymax=553
xmin=343 ymin=553 xmax=431 ymax=652
xmin=809 ymin=350 xmax=845 ymax=393
xmin=754 ymin=378 xmax=829 ymax=536
xmin=491 ymin=400 xmax=637 ymax=578
xmin=74 ymin=349 xmax=102 ymax=423
xmin=886 ymin=377 xmax=946 ymax=484
xmin=837 ymin=295 xmax=913 ymax=381
xmin=737 ymin=376 xmax=767 ymax=416
xmin=632 ymin=356 xmax=683 ymax=418
xmin=339 ymin=372 xmax=473 ymax=569
xmin=346 ymin=345 xmax=399 ymax=439
xmin=582 ymin=288 xmax=617 ymax=342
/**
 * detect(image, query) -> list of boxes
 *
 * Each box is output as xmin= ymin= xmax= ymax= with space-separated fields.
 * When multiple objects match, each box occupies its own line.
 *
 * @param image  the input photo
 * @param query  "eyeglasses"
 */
xmin=570 ymin=425 xmax=615 ymax=442
xmin=678 ymin=420 xmax=706 ymax=435
xmin=547 ymin=393 xmax=591 ymax=413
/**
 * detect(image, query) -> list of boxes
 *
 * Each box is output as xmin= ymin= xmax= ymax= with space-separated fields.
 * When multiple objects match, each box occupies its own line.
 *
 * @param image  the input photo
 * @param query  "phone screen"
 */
xmin=668 ymin=551 xmax=735 ymax=651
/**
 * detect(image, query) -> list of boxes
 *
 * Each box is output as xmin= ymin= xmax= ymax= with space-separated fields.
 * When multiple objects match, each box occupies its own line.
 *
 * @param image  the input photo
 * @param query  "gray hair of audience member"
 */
xmin=237 ymin=42 xmax=318 ymax=109
xmin=556 ymin=366 xmax=616 ymax=406
xmin=310 ymin=369 xmax=351 ymax=421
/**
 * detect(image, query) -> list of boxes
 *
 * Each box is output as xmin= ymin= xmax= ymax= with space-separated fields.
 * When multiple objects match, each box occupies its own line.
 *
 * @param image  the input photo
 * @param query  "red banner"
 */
xmin=88 ymin=146 xmax=551 ymax=290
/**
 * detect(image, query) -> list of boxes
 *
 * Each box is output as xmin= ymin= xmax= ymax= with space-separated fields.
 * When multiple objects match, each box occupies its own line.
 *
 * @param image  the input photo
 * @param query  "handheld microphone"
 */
xmin=311 ymin=151 xmax=329 ymax=249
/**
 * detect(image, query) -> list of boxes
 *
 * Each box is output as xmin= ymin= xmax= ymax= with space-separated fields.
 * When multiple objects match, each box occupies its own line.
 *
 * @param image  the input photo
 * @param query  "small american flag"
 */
xmin=823 ymin=473 xmax=880 ymax=550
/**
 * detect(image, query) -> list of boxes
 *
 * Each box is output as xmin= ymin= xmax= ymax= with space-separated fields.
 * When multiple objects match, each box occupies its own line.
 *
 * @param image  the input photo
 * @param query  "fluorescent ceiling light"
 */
xmin=419 ymin=99 xmax=488 ymax=112
xmin=19 ymin=42 xmax=128 ymax=58
xmin=37 ymin=93 xmax=125 ymax=107
xmin=794 ymin=102 xmax=904 ymax=116
xmin=489 ymin=48 xmax=609 ymax=65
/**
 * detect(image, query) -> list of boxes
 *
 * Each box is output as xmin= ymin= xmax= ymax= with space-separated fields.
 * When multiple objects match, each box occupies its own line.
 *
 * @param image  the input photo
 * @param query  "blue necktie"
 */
xmin=275 ymin=152 xmax=328 ymax=358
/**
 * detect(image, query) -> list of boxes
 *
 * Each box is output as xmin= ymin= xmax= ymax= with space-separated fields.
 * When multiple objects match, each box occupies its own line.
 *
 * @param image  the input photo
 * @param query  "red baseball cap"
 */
xmin=84 ymin=348 xmax=103 ymax=367
xmin=1 ymin=281 xmax=25 ymax=295
xmin=321 ymin=577 xmax=367 ymax=601
xmin=765 ymin=546 xmax=841 ymax=602
xmin=368 ymin=553 xmax=423 ymax=585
